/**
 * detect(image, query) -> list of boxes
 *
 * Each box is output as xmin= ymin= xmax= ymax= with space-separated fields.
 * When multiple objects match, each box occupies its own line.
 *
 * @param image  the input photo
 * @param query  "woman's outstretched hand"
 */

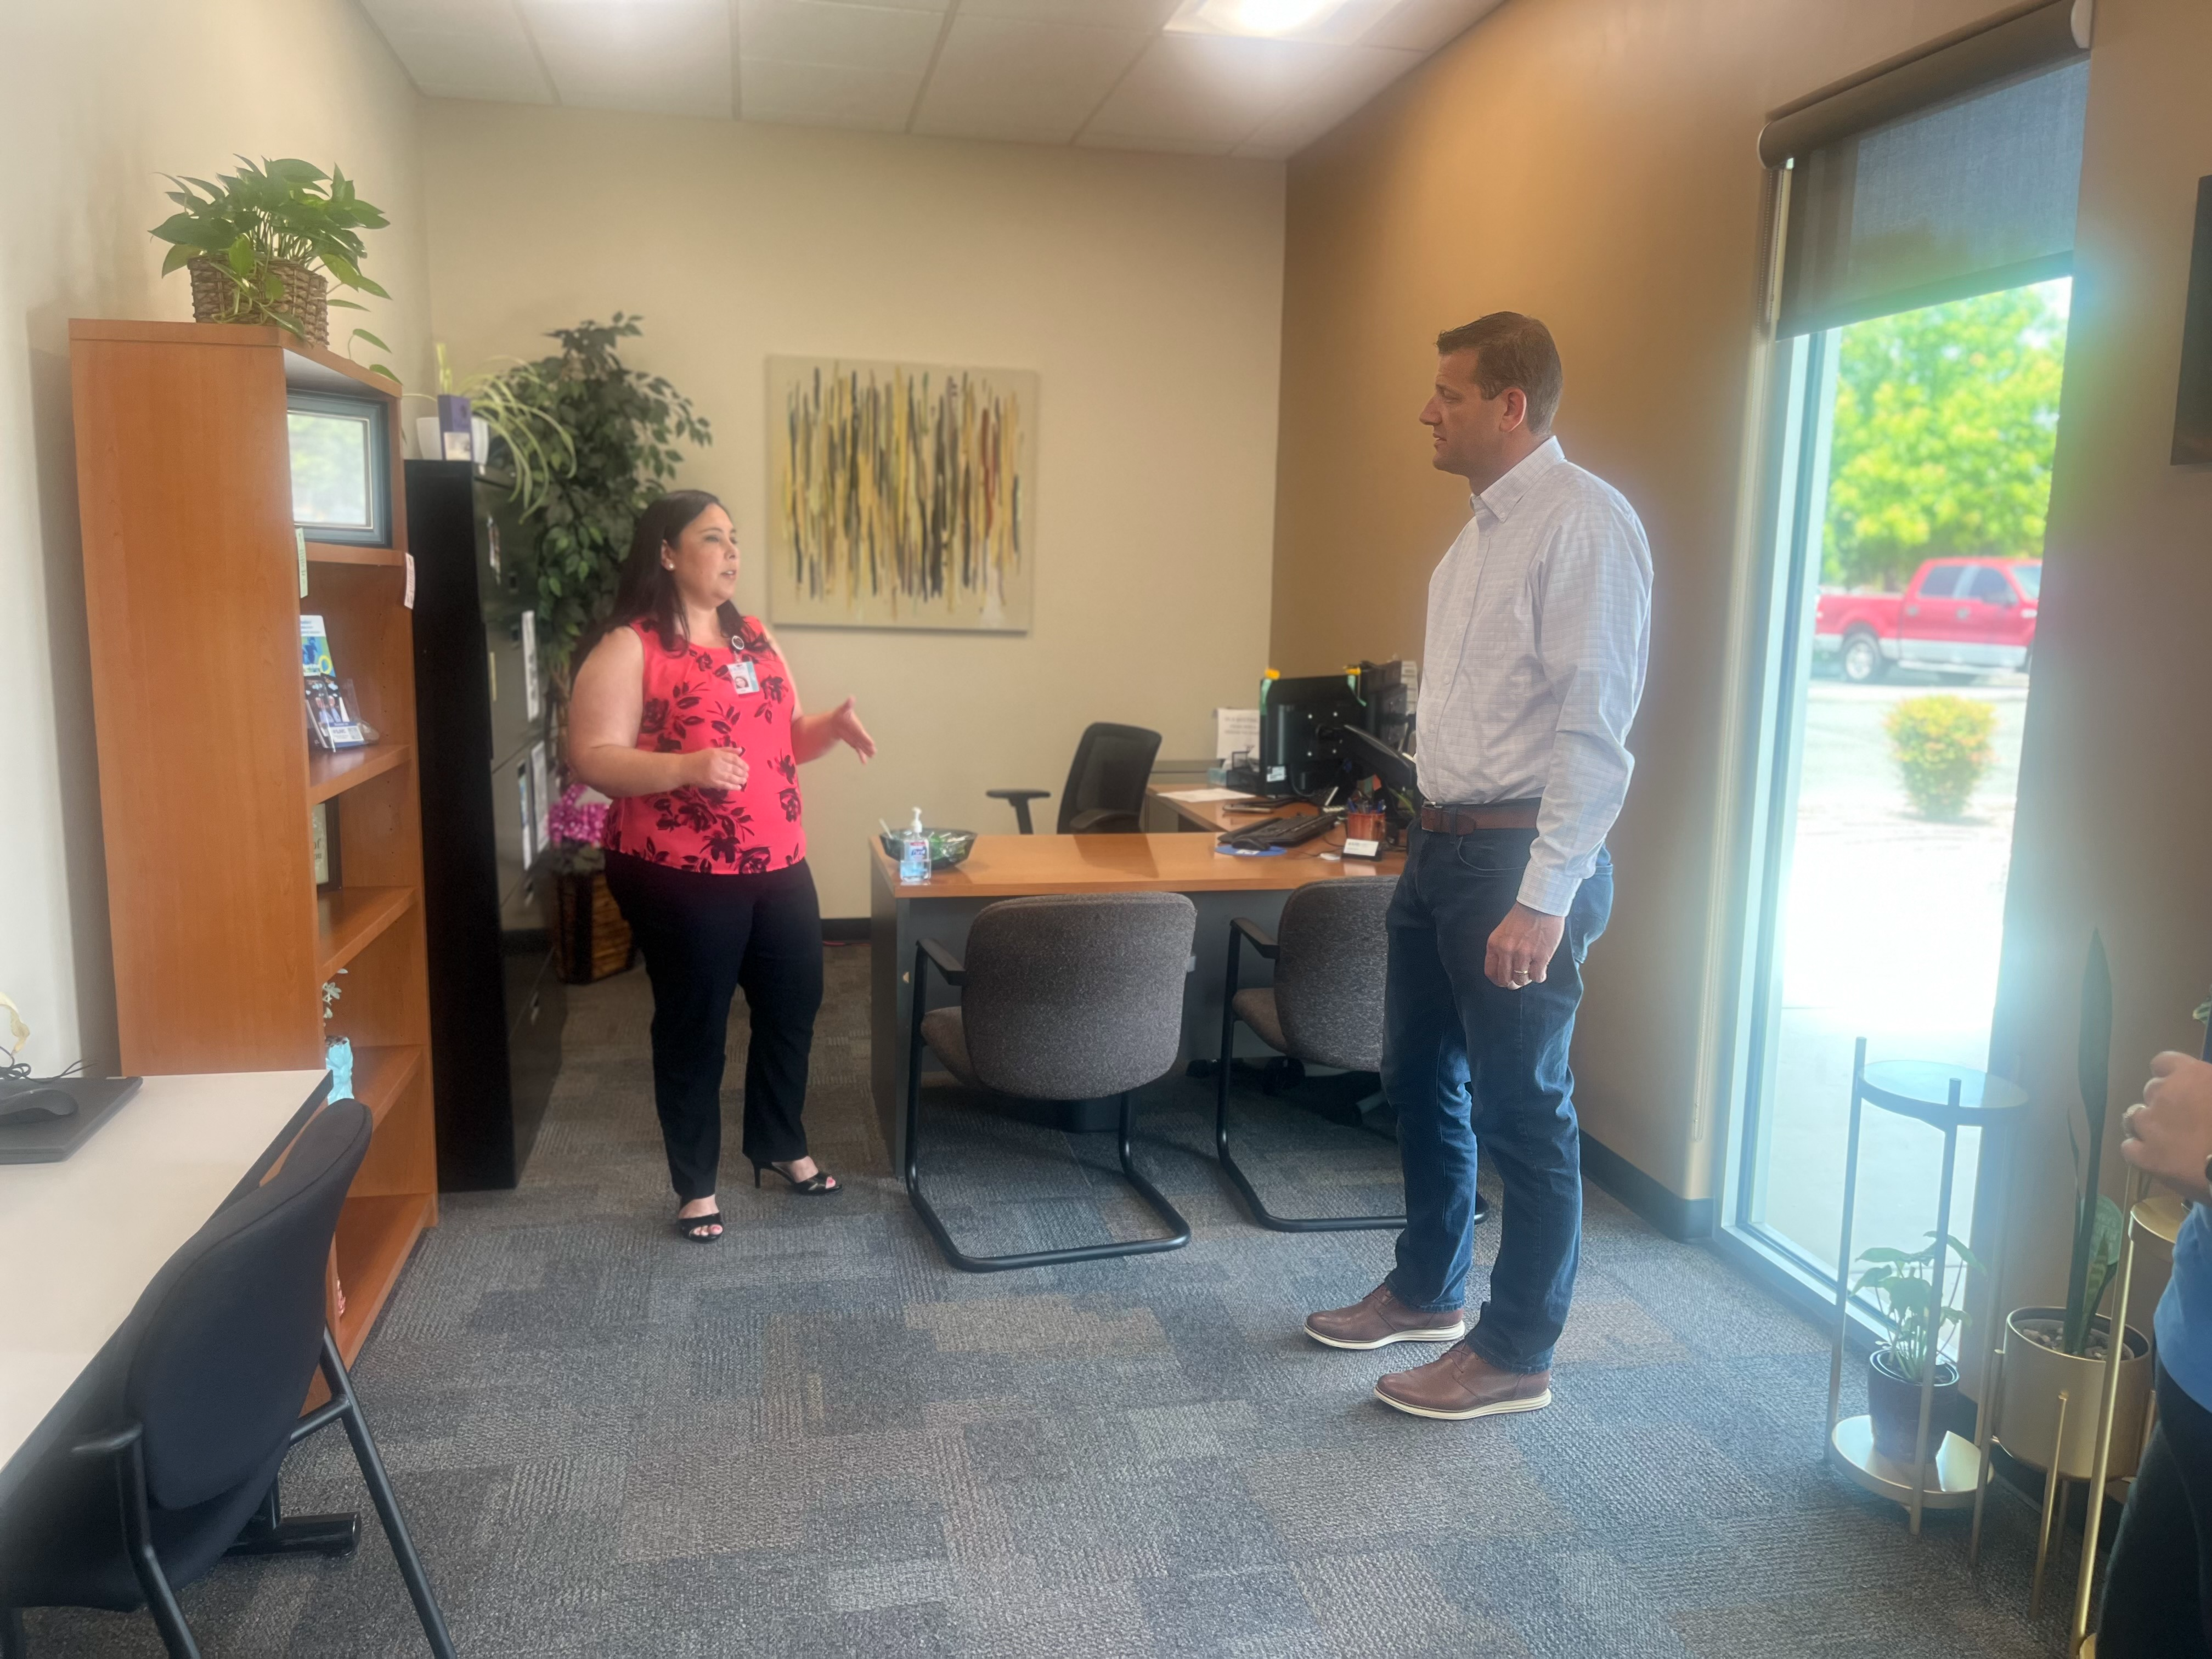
xmin=830 ymin=698 xmax=877 ymax=762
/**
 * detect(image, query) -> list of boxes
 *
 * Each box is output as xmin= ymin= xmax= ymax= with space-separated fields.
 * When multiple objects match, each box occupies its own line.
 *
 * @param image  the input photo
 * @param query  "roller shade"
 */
xmin=1777 ymin=59 xmax=2089 ymax=336
xmin=1759 ymin=0 xmax=2089 ymax=168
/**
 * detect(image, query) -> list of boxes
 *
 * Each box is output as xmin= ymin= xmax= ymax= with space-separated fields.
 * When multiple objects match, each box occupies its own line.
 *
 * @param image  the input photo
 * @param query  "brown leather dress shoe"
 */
xmin=1304 ymin=1283 xmax=1469 ymax=1350
xmin=1373 ymin=1343 xmax=1553 ymax=1420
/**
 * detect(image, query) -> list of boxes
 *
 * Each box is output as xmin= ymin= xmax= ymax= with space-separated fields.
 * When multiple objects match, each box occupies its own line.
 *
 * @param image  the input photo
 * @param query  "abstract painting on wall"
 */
xmin=768 ymin=357 xmax=1037 ymax=631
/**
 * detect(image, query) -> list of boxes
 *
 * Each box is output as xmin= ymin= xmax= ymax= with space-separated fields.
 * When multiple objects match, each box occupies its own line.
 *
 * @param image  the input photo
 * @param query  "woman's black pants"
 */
xmin=604 ymin=853 xmax=823 ymax=1203
xmin=2102 ymin=1361 xmax=2212 ymax=1656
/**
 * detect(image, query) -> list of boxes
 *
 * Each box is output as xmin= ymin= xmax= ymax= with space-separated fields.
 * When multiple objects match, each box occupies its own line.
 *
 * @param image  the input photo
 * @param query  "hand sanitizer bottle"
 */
xmin=899 ymin=809 xmax=932 ymax=884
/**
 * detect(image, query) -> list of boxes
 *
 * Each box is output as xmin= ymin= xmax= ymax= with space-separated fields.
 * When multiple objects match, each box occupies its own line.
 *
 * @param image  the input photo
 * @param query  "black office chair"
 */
xmin=988 ymin=721 xmax=1161 ymax=833
xmin=0 ymin=1099 xmax=455 ymax=1659
xmin=907 ymin=892 xmax=1195 ymax=1272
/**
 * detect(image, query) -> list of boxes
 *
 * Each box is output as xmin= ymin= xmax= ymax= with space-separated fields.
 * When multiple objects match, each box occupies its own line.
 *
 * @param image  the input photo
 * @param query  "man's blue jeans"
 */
xmin=1381 ymin=825 xmax=1612 ymax=1374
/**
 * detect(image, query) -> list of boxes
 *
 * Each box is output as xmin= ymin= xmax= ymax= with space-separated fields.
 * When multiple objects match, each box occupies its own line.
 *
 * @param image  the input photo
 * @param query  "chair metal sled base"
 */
xmin=907 ymin=1087 xmax=1192 ymax=1273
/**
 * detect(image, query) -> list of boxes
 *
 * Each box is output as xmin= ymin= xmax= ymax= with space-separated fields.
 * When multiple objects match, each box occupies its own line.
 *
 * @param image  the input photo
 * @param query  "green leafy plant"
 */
xmin=1855 ymin=1231 xmax=1982 ymax=1384
xmin=479 ymin=316 xmax=712 ymax=692
xmin=415 ymin=345 xmax=577 ymax=518
xmin=149 ymin=157 xmax=392 ymax=375
xmin=1825 ymin=283 xmax=2067 ymax=591
xmin=2061 ymin=931 xmax=2126 ymax=1355
xmin=1884 ymin=693 xmax=1997 ymax=819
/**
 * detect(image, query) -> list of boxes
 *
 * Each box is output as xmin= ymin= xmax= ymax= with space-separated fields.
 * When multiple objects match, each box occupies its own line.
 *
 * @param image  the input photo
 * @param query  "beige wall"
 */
xmin=417 ymin=103 xmax=1285 ymax=920
xmin=1991 ymin=0 xmax=2212 ymax=1321
xmin=1269 ymin=0 xmax=2012 ymax=1206
xmin=0 ymin=0 xmax=431 ymax=1076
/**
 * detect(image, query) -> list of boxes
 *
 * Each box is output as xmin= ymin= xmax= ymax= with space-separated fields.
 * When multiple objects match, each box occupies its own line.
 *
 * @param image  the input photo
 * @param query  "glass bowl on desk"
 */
xmin=877 ymin=827 xmax=978 ymax=871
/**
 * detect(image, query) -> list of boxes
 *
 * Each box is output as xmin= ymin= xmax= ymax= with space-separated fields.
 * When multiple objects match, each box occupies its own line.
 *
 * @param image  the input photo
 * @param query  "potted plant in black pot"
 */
xmin=1854 ymin=1230 xmax=1980 ymax=1460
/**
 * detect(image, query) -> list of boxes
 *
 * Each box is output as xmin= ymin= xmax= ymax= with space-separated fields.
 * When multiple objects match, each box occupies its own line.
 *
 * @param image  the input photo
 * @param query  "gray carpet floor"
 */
xmin=28 ymin=945 xmax=2085 ymax=1656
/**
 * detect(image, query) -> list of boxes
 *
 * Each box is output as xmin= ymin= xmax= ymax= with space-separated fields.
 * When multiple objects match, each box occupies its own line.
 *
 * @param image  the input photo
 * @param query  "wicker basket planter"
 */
xmin=549 ymin=861 xmax=635 ymax=984
xmin=187 ymin=256 xmax=330 ymax=345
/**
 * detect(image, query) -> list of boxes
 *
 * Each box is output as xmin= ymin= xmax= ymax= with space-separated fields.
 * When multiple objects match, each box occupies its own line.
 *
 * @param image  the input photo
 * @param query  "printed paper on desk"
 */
xmin=1214 ymin=708 xmax=1259 ymax=763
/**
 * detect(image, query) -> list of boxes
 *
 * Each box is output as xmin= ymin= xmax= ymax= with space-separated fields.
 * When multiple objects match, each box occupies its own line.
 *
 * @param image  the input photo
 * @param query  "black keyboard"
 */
xmin=1219 ymin=811 xmax=1341 ymax=851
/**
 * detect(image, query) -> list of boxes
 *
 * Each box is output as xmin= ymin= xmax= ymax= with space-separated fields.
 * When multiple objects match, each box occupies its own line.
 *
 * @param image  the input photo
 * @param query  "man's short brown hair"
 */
xmin=1435 ymin=312 xmax=1563 ymax=435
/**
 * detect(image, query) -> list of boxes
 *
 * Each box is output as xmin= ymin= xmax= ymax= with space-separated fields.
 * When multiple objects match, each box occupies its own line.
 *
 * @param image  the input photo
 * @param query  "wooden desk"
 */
xmin=868 ymin=833 xmax=1401 ymax=1156
xmin=0 ymin=1070 xmax=329 ymax=1505
xmin=1142 ymin=785 xmax=1322 ymax=836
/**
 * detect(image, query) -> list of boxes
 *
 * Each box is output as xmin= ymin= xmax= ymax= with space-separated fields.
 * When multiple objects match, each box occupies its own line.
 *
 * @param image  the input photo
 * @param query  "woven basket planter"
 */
xmin=187 ymin=256 xmax=330 ymax=345
xmin=550 ymin=867 xmax=636 ymax=985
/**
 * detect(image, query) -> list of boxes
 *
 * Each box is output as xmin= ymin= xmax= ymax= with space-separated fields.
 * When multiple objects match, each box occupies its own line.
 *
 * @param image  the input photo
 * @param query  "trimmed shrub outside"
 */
xmin=1885 ymin=693 xmax=1999 ymax=820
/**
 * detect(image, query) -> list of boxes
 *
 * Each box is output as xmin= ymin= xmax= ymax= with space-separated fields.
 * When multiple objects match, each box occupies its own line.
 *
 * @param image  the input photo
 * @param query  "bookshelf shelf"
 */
xmin=316 ymin=887 xmax=416 ymax=979
xmin=333 ymin=1192 xmax=432 ymax=1352
xmin=307 ymin=742 xmax=411 ymax=804
xmin=349 ymin=1043 xmax=426 ymax=1130
xmin=305 ymin=540 xmax=405 ymax=569
xmin=70 ymin=317 xmax=436 ymax=1368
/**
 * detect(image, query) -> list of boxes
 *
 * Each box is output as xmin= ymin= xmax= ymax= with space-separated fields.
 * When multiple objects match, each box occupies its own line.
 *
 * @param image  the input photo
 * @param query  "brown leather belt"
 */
xmin=1419 ymin=800 xmax=1541 ymax=834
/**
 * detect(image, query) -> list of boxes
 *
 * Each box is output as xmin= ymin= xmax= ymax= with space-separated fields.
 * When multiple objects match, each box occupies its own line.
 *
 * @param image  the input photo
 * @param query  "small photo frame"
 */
xmin=309 ymin=802 xmax=343 ymax=892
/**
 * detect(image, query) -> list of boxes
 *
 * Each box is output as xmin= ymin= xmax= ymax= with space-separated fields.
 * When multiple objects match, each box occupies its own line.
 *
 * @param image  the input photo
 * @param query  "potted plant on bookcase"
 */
xmin=148 ymin=156 xmax=394 ymax=370
xmin=1996 ymin=932 xmax=2154 ymax=1484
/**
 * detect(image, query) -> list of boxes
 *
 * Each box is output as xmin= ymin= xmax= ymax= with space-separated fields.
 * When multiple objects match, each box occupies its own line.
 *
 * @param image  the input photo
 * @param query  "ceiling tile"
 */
xmin=376 ymin=25 xmax=558 ymax=102
xmin=1235 ymin=42 xmax=1419 ymax=153
xmin=738 ymin=0 xmax=945 ymax=74
xmin=740 ymin=57 xmax=923 ymax=129
xmin=1074 ymin=130 xmax=1234 ymax=156
xmin=959 ymin=0 xmax=1181 ymax=25
xmin=798 ymin=0 xmax=949 ymax=11
xmin=1080 ymin=32 xmax=1334 ymax=146
xmin=520 ymin=0 xmax=733 ymax=116
xmin=359 ymin=0 xmax=556 ymax=102
xmin=1356 ymin=0 xmax=1503 ymax=53
xmin=912 ymin=15 xmax=1152 ymax=144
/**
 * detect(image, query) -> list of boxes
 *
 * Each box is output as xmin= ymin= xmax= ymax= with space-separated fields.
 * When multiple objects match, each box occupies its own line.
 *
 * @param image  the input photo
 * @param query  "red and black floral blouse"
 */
xmin=603 ymin=618 xmax=806 ymax=875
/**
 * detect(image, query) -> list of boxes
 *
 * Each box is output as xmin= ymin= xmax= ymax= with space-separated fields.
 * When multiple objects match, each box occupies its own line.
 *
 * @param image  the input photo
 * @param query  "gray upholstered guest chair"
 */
xmin=1216 ymin=877 xmax=1410 ymax=1233
xmin=907 ymin=892 xmax=1195 ymax=1272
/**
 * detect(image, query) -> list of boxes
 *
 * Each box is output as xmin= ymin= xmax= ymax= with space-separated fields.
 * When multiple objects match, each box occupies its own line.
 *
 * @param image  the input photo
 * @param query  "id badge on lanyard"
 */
xmin=725 ymin=654 xmax=760 ymax=696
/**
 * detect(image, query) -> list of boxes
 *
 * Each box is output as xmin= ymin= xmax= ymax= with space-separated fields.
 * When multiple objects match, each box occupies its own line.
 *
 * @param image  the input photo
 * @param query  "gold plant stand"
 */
xmin=2064 ymin=1179 xmax=2185 ymax=1654
xmin=1825 ymin=1041 xmax=2028 ymax=1535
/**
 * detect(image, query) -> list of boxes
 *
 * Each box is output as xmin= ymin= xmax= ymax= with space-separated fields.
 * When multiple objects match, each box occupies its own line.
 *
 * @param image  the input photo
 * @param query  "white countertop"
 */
xmin=0 ymin=1069 xmax=327 ymax=1493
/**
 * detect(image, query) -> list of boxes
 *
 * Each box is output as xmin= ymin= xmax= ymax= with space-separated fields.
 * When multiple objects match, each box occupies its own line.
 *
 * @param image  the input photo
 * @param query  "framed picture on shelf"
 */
xmin=309 ymin=802 xmax=343 ymax=893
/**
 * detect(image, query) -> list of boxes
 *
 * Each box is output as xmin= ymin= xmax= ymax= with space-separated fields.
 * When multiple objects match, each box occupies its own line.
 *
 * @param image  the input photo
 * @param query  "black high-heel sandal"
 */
xmin=674 ymin=1209 xmax=725 ymax=1242
xmin=753 ymin=1159 xmax=841 ymax=1196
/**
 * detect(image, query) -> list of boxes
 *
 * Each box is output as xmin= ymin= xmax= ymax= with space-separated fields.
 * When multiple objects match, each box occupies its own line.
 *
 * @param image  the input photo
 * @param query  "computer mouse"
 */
xmin=0 ymin=1086 xmax=78 ymax=1128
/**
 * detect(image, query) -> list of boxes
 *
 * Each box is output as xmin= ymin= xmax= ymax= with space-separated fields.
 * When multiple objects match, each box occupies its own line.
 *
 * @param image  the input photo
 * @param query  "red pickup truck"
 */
xmin=1815 ymin=556 xmax=2041 ymax=683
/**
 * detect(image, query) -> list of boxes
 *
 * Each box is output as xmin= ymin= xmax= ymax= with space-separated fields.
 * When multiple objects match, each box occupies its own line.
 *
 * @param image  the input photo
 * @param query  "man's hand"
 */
xmin=830 ymin=697 xmax=877 ymax=763
xmin=686 ymin=747 xmax=749 ymax=791
xmin=2121 ymin=1051 xmax=2212 ymax=1201
xmin=1486 ymin=902 xmax=1565 ymax=990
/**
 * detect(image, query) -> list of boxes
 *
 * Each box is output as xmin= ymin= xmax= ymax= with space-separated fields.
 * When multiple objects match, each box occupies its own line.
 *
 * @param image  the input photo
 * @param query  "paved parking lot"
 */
xmin=1753 ymin=669 xmax=2028 ymax=1274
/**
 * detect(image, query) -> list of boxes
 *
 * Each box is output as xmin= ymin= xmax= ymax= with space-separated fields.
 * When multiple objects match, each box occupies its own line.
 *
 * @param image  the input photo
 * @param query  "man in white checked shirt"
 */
xmin=1304 ymin=313 xmax=1652 ymax=1421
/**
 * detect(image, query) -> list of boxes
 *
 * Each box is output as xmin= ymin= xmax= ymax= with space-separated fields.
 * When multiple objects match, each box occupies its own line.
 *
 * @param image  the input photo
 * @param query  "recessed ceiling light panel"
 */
xmin=1164 ymin=0 xmax=1408 ymax=44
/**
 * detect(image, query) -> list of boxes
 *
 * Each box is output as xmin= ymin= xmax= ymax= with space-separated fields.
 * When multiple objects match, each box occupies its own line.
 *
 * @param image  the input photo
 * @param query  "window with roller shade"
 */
xmin=1777 ymin=58 xmax=2089 ymax=336
xmin=1718 ymin=4 xmax=2090 ymax=1333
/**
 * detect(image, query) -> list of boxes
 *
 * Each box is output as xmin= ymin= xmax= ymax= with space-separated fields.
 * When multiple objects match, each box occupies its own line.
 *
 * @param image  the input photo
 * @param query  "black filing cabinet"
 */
xmin=407 ymin=460 xmax=566 ymax=1190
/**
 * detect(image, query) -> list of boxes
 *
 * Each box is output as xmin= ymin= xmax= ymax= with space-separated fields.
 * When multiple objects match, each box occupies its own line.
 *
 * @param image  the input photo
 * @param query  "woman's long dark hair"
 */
xmin=583 ymin=490 xmax=769 ymax=661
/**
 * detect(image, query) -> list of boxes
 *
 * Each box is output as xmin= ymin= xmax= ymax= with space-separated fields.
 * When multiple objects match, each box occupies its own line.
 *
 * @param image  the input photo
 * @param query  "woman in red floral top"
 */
xmin=569 ymin=492 xmax=875 ymax=1240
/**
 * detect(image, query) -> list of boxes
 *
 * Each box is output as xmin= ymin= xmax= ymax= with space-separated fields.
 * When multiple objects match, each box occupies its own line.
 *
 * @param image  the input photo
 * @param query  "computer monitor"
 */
xmin=1259 ymin=675 xmax=1370 ymax=799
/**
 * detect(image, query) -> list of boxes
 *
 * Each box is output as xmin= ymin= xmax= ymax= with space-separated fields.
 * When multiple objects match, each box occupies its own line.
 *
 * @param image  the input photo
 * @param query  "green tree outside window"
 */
xmin=1824 ymin=283 xmax=2068 ymax=591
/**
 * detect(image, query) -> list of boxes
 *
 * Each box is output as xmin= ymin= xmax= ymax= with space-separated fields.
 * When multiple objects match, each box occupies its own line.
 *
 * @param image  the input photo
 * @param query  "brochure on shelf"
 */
xmin=301 ymin=614 xmax=366 ymax=750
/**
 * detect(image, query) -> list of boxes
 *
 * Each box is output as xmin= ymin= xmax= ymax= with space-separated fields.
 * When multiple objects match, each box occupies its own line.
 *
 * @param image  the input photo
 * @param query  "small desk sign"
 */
xmin=1342 ymin=836 xmax=1383 ymax=860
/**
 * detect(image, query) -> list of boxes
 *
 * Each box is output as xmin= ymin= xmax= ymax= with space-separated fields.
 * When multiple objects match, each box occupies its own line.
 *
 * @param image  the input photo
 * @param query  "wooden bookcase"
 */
xmin=69 ymin=319 xmax=436 ymax=1363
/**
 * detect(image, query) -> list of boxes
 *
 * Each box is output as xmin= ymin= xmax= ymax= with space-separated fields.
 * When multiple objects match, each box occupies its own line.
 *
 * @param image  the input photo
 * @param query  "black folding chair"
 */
xmin=0 ymin=1099 xmax=455 ymax=1658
